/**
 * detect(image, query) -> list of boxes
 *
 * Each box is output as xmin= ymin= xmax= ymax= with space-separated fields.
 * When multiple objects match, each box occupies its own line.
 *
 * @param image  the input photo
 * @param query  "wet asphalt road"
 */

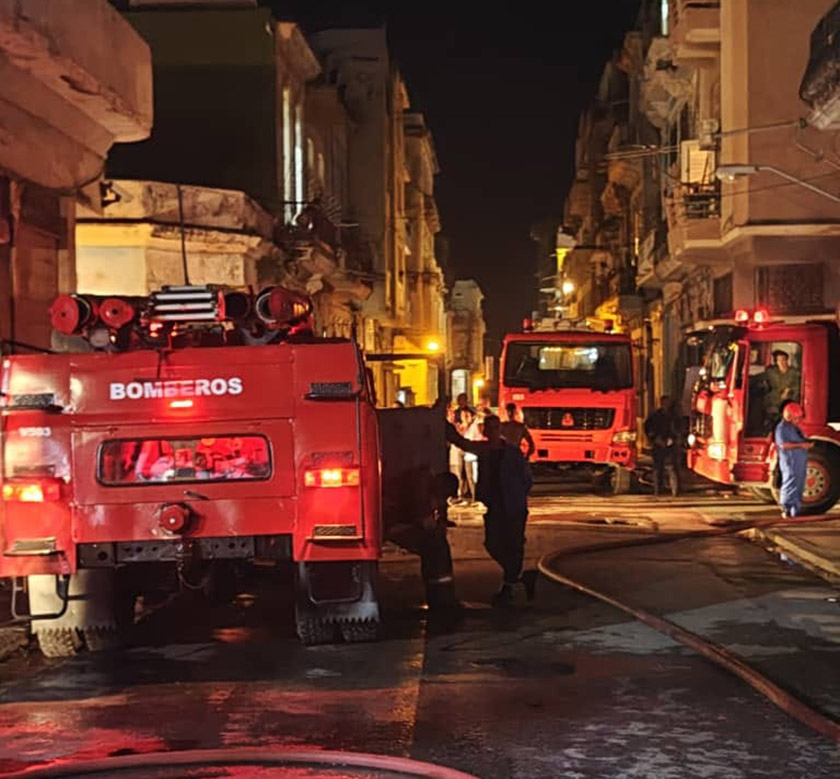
xmin=1 ymin=486 xmax=840 ymax=778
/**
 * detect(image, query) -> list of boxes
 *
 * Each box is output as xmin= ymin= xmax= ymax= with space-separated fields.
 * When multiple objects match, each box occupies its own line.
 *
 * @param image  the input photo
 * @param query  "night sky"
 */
xmin=280 ymin=1 xmax=641 ymax=348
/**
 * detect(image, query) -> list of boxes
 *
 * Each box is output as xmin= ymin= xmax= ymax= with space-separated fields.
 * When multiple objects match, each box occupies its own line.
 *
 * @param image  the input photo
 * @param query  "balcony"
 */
xmin=668 ymin=0 xmax=720 ymax=62
xmin=800 ymin=2 xmax=840 ymax=129
xmin=664 ymin=182 xmax=724 ymax=269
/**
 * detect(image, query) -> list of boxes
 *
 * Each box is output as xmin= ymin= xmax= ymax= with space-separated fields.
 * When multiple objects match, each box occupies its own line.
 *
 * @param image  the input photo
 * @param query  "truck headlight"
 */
xmin=687 ymin=433 xmax=697 ymax=447
xmin=708 ymin=441 xmax=726 ymax=461
xmin=612 ymin=431 xmax=637 ymax=444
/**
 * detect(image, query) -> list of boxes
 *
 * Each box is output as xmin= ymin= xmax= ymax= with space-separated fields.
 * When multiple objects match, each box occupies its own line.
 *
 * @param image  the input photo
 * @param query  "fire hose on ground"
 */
xmin=2 ymin=748 xmax=483 ymax=779
xmin=537 ymin=512 xmax=840 ymax=743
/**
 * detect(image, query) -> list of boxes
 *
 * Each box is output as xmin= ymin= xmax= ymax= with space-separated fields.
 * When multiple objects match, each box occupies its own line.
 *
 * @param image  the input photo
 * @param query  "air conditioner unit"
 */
xmin=698 ymin=119 xmax=720 ymax=150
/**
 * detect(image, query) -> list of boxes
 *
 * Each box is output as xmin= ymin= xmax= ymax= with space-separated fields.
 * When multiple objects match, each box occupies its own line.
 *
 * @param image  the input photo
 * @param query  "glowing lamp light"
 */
xmin=474 ymin=378 xmax=485 ymax=388
xmin=734 ymin=309 xmax=750 ymax=323
xmin=561 ymin=280 xmax=575 ymax=295
xmin=708 ymin=441 xmax=727 ymax=461
xmin=169 ymin=399 xmax=194 ymax=409
xmin=2 ymin=481 xmax=61 ymax=502
xmin=426 ymin=340 xmax=440 ymax=353
xmin=304 ymin=467 xmax=361 ymax=488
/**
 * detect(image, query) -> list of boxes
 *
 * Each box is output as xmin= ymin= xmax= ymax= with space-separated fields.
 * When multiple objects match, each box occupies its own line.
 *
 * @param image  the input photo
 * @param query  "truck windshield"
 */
xmin=503 ymin=341 xmax=633 ymax=391
xmin=99 ymin=435 xmax=271 ymax=486
xmin=705 ymin=339 xmax=738 ymax=382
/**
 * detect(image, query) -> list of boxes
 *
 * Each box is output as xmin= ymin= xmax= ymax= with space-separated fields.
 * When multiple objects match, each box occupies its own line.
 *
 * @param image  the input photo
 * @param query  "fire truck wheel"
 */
xmin=339 ymin=619 xmax=380 ymax=643
xmin=82 ymin=625 xmax=121 ymax=652
xmin=610 ymin=466 xmax=632 ymax=495
xmin=800 ymin=446 xmax=840 ymax=515
xmin=295 ymin=612 xmax=338 ymax=646
xmin=29 ymin=571 xmax=120 ymax=658
xmin=36 ymin=628 xmax=83 ymax=658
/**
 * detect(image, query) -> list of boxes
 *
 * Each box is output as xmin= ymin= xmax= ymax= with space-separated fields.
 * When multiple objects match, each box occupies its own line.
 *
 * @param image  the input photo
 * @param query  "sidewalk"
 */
xmin=750 ymin=519 xmax=840 ymax=583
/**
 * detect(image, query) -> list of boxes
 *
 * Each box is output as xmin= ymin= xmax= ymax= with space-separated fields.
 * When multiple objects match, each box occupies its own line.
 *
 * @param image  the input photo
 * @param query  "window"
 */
xmin=756 ymin=263 xmax=824 ymax=314
xmin=746 ymin=341 xmax=803 ymax=436
xmin=99 ymin=435 xmax=271 ymax=486
xmin=713 ymin=273 xmax=733 ymax=317
xmin=282 ymin=85 xmax=293 ymax=223
xmin=294 ymin=103 xmax=304 ymax=215
xmin=503 ymin=342 xmax=633 ymax=391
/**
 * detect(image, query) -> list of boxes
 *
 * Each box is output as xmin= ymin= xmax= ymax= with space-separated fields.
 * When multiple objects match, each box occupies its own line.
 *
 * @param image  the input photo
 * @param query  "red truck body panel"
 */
xmin=499 ymin=331 xmax=637 ymax=469
xmin=0 ymin=341 xmax=381 ymax=577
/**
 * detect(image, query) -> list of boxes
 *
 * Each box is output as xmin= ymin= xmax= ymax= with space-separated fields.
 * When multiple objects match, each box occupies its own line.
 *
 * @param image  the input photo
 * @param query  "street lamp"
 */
xmin=715 ymin=163 xmax=840 ymax=203
xmin=561 ymin=279 xmax=575 ymax=296
xmin=425 ymin=340 xmax=440 ymax=353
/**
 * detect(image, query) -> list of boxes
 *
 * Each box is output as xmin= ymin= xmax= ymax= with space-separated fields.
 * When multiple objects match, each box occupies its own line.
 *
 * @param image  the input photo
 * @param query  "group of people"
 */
xmin=446 ymin=394 xmax=537 ymax=606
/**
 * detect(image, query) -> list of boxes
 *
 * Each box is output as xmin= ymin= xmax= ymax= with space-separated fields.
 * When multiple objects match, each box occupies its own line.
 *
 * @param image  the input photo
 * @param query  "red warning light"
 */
xmin=522 ymin=317 xmax=533 ymax=332
xmin=753 ymin=308 xmax=770 ymax=324
xmin=734 ymin=309 xmax=750 ymax=323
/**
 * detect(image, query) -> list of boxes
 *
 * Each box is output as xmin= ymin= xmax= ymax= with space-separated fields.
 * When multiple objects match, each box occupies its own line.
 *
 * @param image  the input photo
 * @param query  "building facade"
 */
xmin=446 ymin=280 xmax=487 ymax=406
xmin=556 ymin=0 xmax=840 ymax=427
xmin=0 ymin=0 xmax=152 ymax=350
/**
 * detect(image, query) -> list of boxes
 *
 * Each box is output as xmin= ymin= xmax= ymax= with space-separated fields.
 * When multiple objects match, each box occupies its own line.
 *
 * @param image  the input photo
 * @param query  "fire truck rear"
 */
xmin=0 ymin=285 xmax=382 ymax=655
xmin=498 ymin=320 xmax=637 ymax=493
xmin=687 ymin=309 xmax=840 ymax=513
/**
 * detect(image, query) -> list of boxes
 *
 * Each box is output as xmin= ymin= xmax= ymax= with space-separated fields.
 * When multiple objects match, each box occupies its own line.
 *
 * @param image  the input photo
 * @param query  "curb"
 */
xmin=749 ymin=527 xmax=840 ymax=583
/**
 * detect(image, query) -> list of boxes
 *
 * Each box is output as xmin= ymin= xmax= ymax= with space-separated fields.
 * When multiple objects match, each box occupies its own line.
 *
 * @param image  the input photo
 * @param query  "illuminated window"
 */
xmin=295 ymin=103 xmax=304 ymax=215
xmin=282 ymin=85 xmax=293 ymax=223
xmin=99 ymin=436 xmax=271 ymax=486
xmin=661 ymin=0 xmax=669 ymax=36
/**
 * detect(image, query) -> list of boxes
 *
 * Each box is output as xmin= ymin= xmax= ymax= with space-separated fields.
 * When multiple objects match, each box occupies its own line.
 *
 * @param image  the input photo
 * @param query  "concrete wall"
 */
xmin=721 ymin=0 xmax=839 ymax=227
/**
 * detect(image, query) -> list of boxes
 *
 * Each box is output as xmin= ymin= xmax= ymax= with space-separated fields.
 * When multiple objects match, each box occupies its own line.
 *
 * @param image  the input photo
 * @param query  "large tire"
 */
xmin=800 ymin=446 xmax=840 ymax=515
xmin=339 ymin=619 xmax=379 ymax=643
xmin=37 ymin=627 xmax=83 ymax=658
xmin=611 ymin=466 xmax=632 ymax=495
xmin=295 ymin=611 xmax=337 ymax=646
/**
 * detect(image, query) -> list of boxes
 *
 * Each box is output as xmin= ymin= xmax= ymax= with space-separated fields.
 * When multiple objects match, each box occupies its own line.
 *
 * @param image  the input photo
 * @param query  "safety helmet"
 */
xmin=782 ymin=402 xmax=804 ymax=422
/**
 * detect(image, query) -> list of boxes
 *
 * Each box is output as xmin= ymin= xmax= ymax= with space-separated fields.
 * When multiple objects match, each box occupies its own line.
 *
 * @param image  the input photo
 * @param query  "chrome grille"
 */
xmin=523 ymin=407 xmax=615 ymax=431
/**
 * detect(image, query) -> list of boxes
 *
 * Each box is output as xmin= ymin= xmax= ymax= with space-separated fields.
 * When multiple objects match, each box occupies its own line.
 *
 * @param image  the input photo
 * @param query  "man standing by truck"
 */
xmin=446 ymin=415 xmax=535 ymax=605
xmin=774 ymin=402 xmax=813 ymax=518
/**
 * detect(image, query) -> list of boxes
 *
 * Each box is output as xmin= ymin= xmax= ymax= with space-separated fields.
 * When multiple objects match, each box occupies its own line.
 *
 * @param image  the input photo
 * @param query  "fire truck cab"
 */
xmin=687 ymin=309 xmax=840 ymax=513
xmin=0 ymin=285 xmax=384 ymax=655
xmin=498 ymin=319 xmax=637 ymax=493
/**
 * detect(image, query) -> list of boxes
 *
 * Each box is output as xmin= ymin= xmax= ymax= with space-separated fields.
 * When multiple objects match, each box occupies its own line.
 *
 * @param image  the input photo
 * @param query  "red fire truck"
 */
xmin=498 ymin=321 xmax=638 ymax=493
xmin=0 ymin=285 xmax=396 ymax=656
xmin=687 ymin=309 xmax=840 ymax=513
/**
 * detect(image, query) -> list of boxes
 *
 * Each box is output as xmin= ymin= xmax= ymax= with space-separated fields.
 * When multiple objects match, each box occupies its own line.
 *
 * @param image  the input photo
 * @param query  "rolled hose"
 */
xmin=538 ymin=512 xmax=840 ymax=743
xmin=2 ymin=748 xmax=482 ymax=779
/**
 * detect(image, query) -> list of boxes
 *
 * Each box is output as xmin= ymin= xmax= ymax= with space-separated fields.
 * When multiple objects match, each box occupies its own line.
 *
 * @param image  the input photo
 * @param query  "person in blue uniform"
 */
xmin=774 ymin=402 xmax=812 ymax=518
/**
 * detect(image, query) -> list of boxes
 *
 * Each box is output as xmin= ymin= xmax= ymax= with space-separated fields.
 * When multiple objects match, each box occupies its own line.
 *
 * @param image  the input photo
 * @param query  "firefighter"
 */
xmin=446 ymin=415 xmax=536 ymax=605
xmin=774 ymin=401 xmax=813 ymax=518
xmin=501 ymin=402 xmax=536 ymax=460
xmin=763 ymin=349 xmax=801 ymax=429
xmin=644 ymin=395 xmax=680 ymax=496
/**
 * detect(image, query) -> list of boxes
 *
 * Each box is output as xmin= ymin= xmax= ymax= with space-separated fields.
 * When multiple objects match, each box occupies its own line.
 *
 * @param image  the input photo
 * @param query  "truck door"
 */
xmin=724 ymin=339 xmax=751 ymax=470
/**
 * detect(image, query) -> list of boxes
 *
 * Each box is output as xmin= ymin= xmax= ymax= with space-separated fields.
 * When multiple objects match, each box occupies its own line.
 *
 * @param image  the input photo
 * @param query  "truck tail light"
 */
xmin=2 ymin=480 xmax=61 ymax=502
xmin=612 ymin=430 xmax=637 ymax=444
xmin=304 ymin=467 xmax=360 ymax=488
